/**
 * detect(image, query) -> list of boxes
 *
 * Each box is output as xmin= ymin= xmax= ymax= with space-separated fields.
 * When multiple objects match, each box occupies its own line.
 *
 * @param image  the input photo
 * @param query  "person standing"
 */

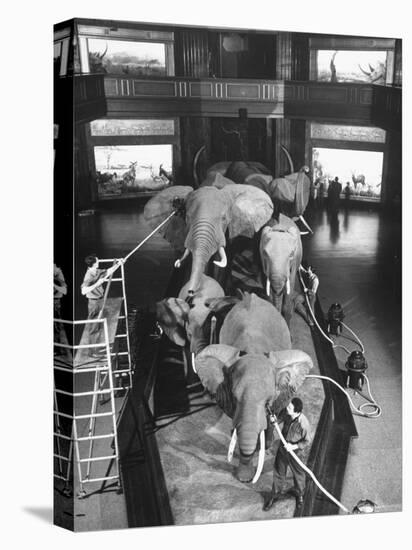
xmin=299 ymin=263 xmax=319 ymax=322
xmin=54 ymin=263 xmax=67 ymax=355
xmin=311 ymin=178 xmax=320 ymax=207
xmin=264 ymin=398 xmax=312 ymax=511
xmin=81 ymin=255 xmax=123 ymax=357
xmin=328 ymin=176 xmax=342 ymax=214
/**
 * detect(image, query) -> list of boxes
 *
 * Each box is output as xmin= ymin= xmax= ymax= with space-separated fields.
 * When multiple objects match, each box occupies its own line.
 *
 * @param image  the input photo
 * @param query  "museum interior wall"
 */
xmin=54 ymin=18 xmax=402 ymax=219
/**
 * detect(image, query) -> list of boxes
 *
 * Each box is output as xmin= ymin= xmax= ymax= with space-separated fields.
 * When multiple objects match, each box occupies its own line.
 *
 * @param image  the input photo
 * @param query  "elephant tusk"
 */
xmin=299 ymin=215 xmax=313 ymax=234
xmin=300 ymin=231 xmax=310 ymax=236
xmin=266 ymin=278 xmax=271 ymax=297
xmin=286 ymin=278 xmax=291 ymax=295
xmin=191 ymin=352 xmax=197 ymax=374
xmin=174 ymin=248 xmax=189 ymax=269
xmin=228 ymin=428 xmax=237 ymax=463
xmin=213 ymin=246 xmax=227 ymax=268
xmin=251 ymin=431 xmax=266 ymax=483
xmin=210 ymin=315 xmax=217 ymax=345
xmin=280 ymin=145 xmax=294 ymax=174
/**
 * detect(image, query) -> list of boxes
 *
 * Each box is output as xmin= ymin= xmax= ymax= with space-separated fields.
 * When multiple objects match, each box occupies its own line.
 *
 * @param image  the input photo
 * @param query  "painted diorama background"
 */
xmin=3 ymin=1 xmax=410 ymax=550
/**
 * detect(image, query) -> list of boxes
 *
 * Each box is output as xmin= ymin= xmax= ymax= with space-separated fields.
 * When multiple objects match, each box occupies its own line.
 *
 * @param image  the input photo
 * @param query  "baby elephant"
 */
xmin=155 ymin=274 xmax=225 ymax=354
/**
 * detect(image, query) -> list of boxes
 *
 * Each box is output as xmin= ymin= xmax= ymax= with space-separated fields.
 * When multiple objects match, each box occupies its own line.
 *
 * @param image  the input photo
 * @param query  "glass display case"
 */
xmin=88 ymin=118 xmax=178 ymax=200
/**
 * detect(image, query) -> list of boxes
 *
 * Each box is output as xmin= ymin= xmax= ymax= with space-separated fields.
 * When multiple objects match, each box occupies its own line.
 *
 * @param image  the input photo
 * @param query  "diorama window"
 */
xmin=94 ymin=144 xmax=173 ymax=198
xmin=77 ymin=25 xmax=175 ymax=76
xmin=86 ymin=38 xmax=167 ymax=76
xmin=312 ymin=147 xmax=383 ymax=200
xmin=316 ymin=50 xmax=389 ymax=85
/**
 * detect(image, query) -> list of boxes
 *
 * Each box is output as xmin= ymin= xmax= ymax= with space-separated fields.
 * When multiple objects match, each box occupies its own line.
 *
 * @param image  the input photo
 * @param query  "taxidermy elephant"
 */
xmin=155 ymin=274 xmax=225 ymax=354
xmin=195 ymin=292 xmax=313 ymax=483
xmin=144 ymin=181 xmax=273 ymax=297
xmin=259 ymin=214 xmax=303 ymax=326
xmin=193 ymin=145 xmax=312 ymax=228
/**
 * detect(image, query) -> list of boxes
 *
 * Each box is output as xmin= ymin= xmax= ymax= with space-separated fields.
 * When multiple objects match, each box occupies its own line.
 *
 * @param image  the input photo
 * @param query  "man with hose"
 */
xmin=264 ymin=397 xmax=312 ymax=511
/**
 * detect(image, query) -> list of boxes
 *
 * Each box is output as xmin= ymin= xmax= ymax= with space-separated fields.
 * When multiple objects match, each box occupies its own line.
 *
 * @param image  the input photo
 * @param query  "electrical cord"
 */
xmin=305 ymin=374 xmax=381 ymax=418
xmin=298 ymin=265 xmax=381 ymax=418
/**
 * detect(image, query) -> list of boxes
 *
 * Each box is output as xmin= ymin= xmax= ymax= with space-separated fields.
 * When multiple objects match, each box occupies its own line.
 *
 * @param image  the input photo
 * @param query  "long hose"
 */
xmin=305 ymin=374 xmax=381 ymax=418
xmin=268 ymin=410 xmax=350 ymax=514
xmin=298 ymin=266 xmax=381 ymax=418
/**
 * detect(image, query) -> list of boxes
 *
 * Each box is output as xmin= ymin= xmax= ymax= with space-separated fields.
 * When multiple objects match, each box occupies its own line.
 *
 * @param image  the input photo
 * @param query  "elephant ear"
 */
xmin=195 ymin=344 xmax=240 ymax=396
xmin=269 ymin=172 xmax=310 ymax=218
xmin=224 ymin=184 xmax=274 ymax=239
xmin=204 ymin=295 xmax=241 ymax=313
xmin=143 ymin=186 xmax=193 ymax=250
xmin=201 ymin=168 xmax=234 ymax=188
xmin=293 ymin=171 xmax=311 ymax=217
xmin=267 ymin=349 xmax=313 ymax=412
xmin=156 ymin=297 xmax=190 ymax=347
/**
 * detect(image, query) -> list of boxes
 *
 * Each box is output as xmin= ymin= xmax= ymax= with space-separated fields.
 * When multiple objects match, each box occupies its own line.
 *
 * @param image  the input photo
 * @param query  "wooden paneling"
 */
xmin=372 ymin=85 xmax=401 ymax=131
xmin=175 ymin=30 xmax=210 ymax=78
xmin=72 ymin=73 xmax=401 ymax=130
xmin=285 ymin=81 xmax=376 ymax=124
xmin=102 ymin=76 xmax=284 ymax=119
xmin=73 ymin=74 xmax=107 ymax=123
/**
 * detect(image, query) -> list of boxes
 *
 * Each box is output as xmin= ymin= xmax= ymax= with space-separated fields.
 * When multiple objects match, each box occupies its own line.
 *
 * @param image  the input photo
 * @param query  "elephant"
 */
xmin=155 ymin=274 xmax=225 ymax=355
xmin=259 ymin=214 xmax=303 ymax=326
xmin=194 ymin=292 xmax=313 ymax=483
xmin=144 ymin=180 xmax=273 ymax=298
xmin=193 ymin=145 xmax=312 ymax=231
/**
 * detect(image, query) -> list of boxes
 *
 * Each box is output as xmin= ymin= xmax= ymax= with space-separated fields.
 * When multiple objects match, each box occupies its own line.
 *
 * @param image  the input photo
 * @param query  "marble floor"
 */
xmin=303 ymin=202 xmax=402 ymax=514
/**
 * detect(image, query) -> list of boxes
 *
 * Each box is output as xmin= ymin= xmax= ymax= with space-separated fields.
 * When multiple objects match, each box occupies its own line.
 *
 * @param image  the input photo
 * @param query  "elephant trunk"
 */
xmin=237 ymin=423 xmax=261 ymax=458
xmin=268 ymin=274 xmax=289 ymax=311
xmin=185 ymin=220 xmax=224 ymax=295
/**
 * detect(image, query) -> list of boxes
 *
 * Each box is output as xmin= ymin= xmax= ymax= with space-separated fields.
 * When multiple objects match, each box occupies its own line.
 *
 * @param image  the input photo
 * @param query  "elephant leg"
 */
xmin=236 ymin=453 xmax=255 ymax=483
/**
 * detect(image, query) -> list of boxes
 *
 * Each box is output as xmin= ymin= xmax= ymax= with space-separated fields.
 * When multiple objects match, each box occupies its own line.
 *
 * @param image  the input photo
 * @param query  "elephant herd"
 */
xmin=143 ymin=148 xmax=315 ymax=483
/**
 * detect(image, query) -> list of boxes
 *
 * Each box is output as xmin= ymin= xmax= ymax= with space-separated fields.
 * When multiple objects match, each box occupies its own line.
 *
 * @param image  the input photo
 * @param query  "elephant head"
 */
xmin=195 ymin=344 xmax=313 ymax=482
xmin=144 ymin=181 xmax=273 ymax=297
xmin=155 ymin=274 xmax=225 ymax=353
xmin=193 ymin=145 xmax=312 ymax=224
xmin=193 ymin=292 xmax=312 ymax=482
xmin=259 ymin=214 xmax=303 ymax=323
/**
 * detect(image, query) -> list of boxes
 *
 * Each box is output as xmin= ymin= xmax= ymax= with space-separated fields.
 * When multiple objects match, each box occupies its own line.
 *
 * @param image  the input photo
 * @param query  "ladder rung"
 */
xmin=54 ymin=454 xmax=71 ymax=462
xmin=57 ymin=388 xmax=112 ymax=397
xmin=115 ymin=334 xmax=127 ymax=338
xmin=54 ymin=411 xmax=114 ymax=420
xmin=79 ymin=455 xmax=117 ymax=463
xmin=54 ymin=365 xmax=109 ymax=373
xmin=53 ymin=433 xmax=72 ymax=441
xmin=81 ymin=475 xmax=119 ymax=484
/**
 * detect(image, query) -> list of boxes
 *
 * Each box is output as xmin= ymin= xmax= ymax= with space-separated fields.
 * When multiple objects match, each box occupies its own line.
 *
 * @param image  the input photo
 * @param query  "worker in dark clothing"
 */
xmin=264 ymin=397 xmax=312 ymax=511
xmin=328 ymin=176 xmax=342 ymax=214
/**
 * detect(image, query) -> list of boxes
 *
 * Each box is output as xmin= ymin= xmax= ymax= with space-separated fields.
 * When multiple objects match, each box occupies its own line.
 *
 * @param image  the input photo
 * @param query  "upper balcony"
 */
xmin=67 ymin=73 xmax=401 ymax=132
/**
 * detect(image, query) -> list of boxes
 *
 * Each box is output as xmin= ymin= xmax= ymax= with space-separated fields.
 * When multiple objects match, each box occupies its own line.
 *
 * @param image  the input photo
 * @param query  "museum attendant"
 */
xmin=264 ymin=397 xmax=312 ymax=511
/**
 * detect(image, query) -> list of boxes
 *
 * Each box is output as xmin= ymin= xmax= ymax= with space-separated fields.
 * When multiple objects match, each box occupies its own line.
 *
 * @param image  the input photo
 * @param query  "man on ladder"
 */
xmin=81 ymin=255 xmax=124 ymax=358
